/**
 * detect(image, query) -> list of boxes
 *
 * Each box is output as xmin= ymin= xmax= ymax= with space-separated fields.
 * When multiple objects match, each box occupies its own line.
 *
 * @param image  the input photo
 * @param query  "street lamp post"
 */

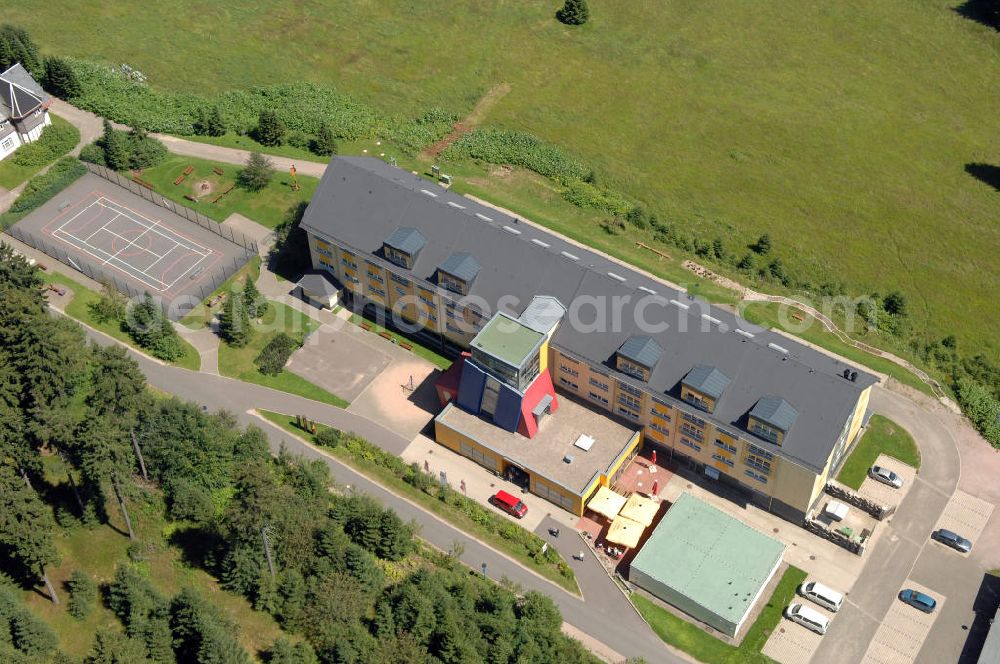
xmin=481 ymin=562 xmax=488 ymax=579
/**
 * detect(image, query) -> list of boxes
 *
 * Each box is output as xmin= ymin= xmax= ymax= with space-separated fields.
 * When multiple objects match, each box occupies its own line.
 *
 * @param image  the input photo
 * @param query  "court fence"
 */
xmin=83 ymin=162 xmax=260 ymax=255
xmin=5 ymin=222 xmax=254 ymax=321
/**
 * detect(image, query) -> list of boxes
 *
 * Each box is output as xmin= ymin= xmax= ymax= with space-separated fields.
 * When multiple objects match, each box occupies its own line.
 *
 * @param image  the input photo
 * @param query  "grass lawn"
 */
xmin=179 ymin=255 xmax=261 ymax=330
xmin=45 ymin=271 xmax=201 ymax=371
xmin=837 ymin=414 xmax=921 ymax=490
xmin=22 ymin=455 xmax=289 ymax=659
xmin=217 ymin=300 xmax=349 ymax=408
xmin=740 ymin=302 xmax=935 ymax=398
xmin=10 ymin=2 xmax=1000 ymax=363
xmin=347 ymin=312 xmax=452 ymax=370
xmin=139 ymin=154 xmax=317 ymax=229
xmin=632 ymin=565 xmax=807 ymax=664
xmin=257 ymin=409 xmax=580 ymax=595
xmin=0 ymin=115 xmax=80 ymax=189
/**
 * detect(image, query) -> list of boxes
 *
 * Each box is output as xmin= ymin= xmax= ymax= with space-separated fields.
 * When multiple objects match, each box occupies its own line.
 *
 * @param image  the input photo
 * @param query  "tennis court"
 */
xmin=49 ymin=192 xmax=215 ymax=293
xmin=11 ymin=172 xmax=255 ymax=317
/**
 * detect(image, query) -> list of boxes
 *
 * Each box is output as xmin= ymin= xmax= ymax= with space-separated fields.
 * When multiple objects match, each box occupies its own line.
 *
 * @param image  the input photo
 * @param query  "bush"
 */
xmin=254 ymin=333 xmax=301 ymax=376
xmin=43 ymin=56 xmax=82 ymax=98
xmin=237 ymin=152 xmax=274 ymax=192
xmin=0 ymin=157 xmax=87 ymax=229
xmin=66 ymin=570 xmax=97 ymax=620
xmin=444 ymin=127 xmax=587 ymax=182
xmin=78 ymin=142 xmax=106 ymax=165
xmin=11 ymin=120 xmax=80 ymax=167
xmin=556 ymin=0 xmax=590 ymax=25
xmin=955 ymin=377 xmax=1000 ymax=447
xmin=561 ymin=179 xmax=632 ymax=215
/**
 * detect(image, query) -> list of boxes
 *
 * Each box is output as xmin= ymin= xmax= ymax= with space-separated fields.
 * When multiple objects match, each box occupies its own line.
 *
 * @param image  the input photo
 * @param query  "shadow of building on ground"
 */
xmin=954 ymin=1 xmax=1000 ymax=31
xmin=966 ymin=163 xmax=1000 ymax=192
xmin=958 ymin=572 xmax=1000 ymax=663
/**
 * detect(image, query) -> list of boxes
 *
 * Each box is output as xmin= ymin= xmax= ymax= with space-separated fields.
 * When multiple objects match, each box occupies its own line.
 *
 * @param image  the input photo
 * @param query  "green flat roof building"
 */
xmin=629 ymin=492 xmax=785 ymax=638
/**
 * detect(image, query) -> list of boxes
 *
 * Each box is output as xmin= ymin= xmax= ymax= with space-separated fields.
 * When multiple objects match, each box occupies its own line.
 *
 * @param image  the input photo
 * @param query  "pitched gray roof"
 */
xmin=438 ymin=251 xmax=481 ymax=283
xmin=682 ymin=364 xmax=731 ymax=400
xmin=617 ymin=335 xmax=663 ymax=369
xmin=299 ymin=157 xmax=879 ymax=473
xmin=384 ymin=227 xmax=426 ymax=256
xmin=297 ymin=272 xmax=339 ymax=298
xmin=0 ymin=63 xmax=48 ymax=121
xmin=750 ymin=396 xmax=799 ymax=433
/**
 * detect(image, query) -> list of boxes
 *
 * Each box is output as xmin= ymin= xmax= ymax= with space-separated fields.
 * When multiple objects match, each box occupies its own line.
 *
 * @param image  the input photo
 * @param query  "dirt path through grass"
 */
xmin=421 ymin=82 xmax=511 ymax=159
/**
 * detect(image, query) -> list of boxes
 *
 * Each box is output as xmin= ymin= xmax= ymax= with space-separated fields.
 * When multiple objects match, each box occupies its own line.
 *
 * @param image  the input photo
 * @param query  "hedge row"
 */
xmin=254 ymin=332 xmax=300 ymax=376
xmin=10 ymin=120 xmax=80 ymax=167
xmin=0 ymin=157 xmax=87 ymax=230
xmin=64 ymin=58 xmax=455 ymax=150
xmin=443 ymin=127 xmax=588 ymax=182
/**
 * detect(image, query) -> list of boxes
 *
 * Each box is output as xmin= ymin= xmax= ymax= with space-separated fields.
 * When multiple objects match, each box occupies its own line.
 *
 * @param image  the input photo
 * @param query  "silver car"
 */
xmin=869 ymin=465 xmax=903 ymax=488
xmin=932 ymin=529 xmax=972 ymax=553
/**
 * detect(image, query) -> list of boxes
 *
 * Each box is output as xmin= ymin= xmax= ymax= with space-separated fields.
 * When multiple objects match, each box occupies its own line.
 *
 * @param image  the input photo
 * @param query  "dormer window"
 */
xmin=748 ymin=396 xmax=798 ymax=446
xmin=437 ymin=252 xmax=480 ymax=297
xmin=615 ymin=336 xmax=662 ymax=383
xmin=381 ymin=227 xmax=425 ymax=270
xmin=680 ymin=365 xmax=729 ymax=415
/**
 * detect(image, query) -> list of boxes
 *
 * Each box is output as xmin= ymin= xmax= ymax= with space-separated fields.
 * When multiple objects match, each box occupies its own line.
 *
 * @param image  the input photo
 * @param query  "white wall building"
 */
xmin=0 ymin=63 xmax=52 ymax=162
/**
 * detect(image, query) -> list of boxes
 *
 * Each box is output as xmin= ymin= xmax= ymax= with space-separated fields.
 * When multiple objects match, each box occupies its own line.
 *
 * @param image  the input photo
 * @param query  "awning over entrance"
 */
xmin=587 ymin=485 xmax=627 ymax=520
xmin=532 ymin=394 xmax=553 ymax=417
xmin=606 ymin=515 xmax=645 ymax=549
xmin=619 ymin=493 xmax=659 ymax=527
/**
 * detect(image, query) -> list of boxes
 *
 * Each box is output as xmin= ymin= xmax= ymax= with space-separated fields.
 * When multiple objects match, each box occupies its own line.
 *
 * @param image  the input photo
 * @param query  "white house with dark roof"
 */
xmin=0 ymin=63 xmax=52 ymax=162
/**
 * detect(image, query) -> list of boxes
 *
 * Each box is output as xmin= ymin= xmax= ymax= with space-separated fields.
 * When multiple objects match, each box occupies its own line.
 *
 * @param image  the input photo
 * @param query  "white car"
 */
xmin=785 ymin=603 xmax=830 ymax=635
xmin=869 ymin=465 xmax=903 ymax=488
xmin=798 ymin=581 xmax=844 ymax=612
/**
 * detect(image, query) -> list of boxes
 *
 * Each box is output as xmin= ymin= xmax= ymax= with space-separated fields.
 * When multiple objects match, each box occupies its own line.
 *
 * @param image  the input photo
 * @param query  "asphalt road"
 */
xmin=77 ymin=322 xmax=683 ymax=664
xmin=812 ymin=387 xmax=992 ymax=664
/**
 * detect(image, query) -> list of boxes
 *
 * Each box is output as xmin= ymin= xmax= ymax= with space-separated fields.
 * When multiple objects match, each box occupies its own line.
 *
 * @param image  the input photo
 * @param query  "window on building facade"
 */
xmin=751 ymin=421 xmax=780 ymax=444
xmin=560 ymin=365 xmax=579 ymax=377
xmin=589 ymin=376 xmax=609 ymax=391
xmin=684 ymin=392 xmax=710 ymax=412
xmin=650 ymin=403 xmax=672 ymax=421
xmin=649 ymin=421 xmax=670 ymax=436
xmin=747 ymin=444 xmax=774 ymax=460
xmin=682 ymin=411 xmax=706 ymax=427
xmin=588 ymin=392 xmax=609 ymax=406
xmin=616 ymin=406 xmax=639 ymax=421
xmin=745 ymin=454 xmax=771 ymax=474
xmin=711 ymin=453 xmax=734 ymax=467
xmin=619 ymin=381 xmax=643 ymax=398
xmin=559 ymin=377 xmax=579 ymax=390
xmin=390 ymin=273 xmax=410 ymax=287
xmin=679 ymin=437 xmax=702 ymax=452
xmin=367 ymin=285 xmax=386 ymax=298
xmin=715 ymin=439 xmax=737 ymax=454
xmin=618 ymin=393 xmax=641 ymax=411
xmin=680 ymin=424 xmax=704 ymax=442
xmin=744 ymin=469 xmax=768 ymax=484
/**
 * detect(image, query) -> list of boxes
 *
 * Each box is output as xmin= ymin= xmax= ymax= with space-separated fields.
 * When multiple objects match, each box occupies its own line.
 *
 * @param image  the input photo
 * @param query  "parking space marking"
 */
xmin=933 ymin=489 xmax=994 ymax=547
xmin=857 ymin=453 xmax=917 ymax=508
xmin=860 ymin=580 xmax=944 ymax=664
xmin=762 ymin=578 xmax=838 ymax=664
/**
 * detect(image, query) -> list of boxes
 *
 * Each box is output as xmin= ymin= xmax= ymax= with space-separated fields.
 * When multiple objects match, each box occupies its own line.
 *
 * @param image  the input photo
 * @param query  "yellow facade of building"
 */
xmin=307 ymin=232 xmax=871 ymax=521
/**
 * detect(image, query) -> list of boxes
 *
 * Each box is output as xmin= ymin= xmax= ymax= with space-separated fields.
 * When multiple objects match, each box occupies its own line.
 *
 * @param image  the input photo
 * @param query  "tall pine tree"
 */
xmin=556 ymin=0 xmax=590 ymax=25
xmin=0 ymin=465 xmax=62 ymax=603
xmin=218 ymin=291 xmax=252 ymax=347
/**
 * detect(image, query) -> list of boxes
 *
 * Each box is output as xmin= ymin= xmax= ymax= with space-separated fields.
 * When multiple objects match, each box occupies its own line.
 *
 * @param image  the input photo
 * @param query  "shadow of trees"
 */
xmin=966 ymin=163 xmax=1000 ymax=192
xmin=954 ymin=0 xmax=1000 ymax=31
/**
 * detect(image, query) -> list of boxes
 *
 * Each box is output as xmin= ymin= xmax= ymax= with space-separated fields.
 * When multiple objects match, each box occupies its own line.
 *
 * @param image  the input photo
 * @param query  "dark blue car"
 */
xmin=932 ymin=529 xmax=973 ymax=553
xmin=899 ymin=589 xmax=937 ymax=613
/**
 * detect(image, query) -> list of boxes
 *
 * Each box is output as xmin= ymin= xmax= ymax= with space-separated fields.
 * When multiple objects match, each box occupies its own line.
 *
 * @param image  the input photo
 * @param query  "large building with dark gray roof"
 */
xmin=0 ymin=63 xmax=52 ymax=163
xmin=300 ymin=156 xmax=876 ymax=521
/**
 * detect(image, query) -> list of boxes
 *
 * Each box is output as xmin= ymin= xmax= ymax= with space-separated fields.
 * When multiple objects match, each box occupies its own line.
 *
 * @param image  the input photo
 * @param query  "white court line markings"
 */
xmin=97 ymin=197 xmax=210 ymax=256
xmin=51 ymin=197 xmax=215 ymax=292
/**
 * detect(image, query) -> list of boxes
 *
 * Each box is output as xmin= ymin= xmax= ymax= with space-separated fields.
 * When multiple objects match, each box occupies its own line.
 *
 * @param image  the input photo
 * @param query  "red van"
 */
xmin=490 ymin=490 xmax=528 ymax=519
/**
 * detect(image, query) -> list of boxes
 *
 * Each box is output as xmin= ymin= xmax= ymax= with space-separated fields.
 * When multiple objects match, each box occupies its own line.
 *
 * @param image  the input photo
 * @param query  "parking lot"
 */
xmin=931 ymin=489 xmax=994 ymax=556
xmin=857 ymin=453 xmax=918 ymax=508
xmin=762 ymin=576 xmax=841 ymax=664
xmin=860 ymin=580 xmax=944 ymax=664
xmin=287 ymin=322 xmax=391 ymax=402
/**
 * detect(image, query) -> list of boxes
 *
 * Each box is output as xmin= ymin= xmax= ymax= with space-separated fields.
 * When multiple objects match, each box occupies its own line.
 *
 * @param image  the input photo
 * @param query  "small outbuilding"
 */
xmin=628 ymin=492 xmax=784 ymax=638
xmin=296 ymin=272 xmax=340 ymax=310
